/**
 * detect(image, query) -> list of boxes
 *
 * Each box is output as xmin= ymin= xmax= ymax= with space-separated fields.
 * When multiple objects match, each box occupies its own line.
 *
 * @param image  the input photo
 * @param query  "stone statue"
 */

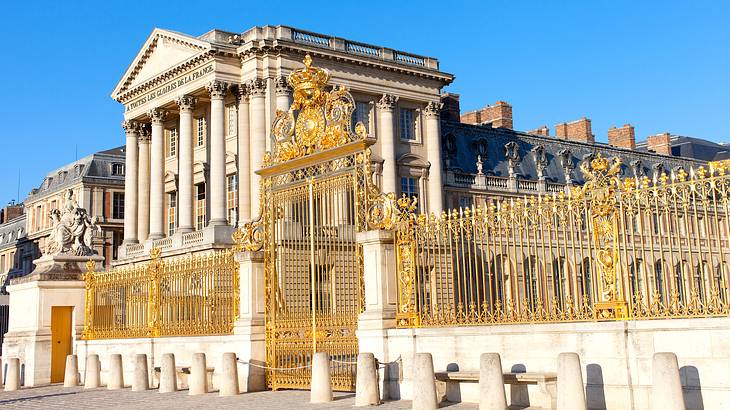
xmin=45 ymin=189 xmax=101 ymax=257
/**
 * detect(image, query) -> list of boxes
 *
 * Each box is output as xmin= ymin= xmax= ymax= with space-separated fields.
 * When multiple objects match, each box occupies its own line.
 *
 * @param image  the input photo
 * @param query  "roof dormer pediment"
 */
xmin=112 ymin=28 xmax=211 ymax=100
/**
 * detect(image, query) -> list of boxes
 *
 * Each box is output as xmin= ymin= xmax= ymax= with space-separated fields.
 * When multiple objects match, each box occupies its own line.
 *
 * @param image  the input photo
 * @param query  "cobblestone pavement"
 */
xmin=0 ymin=385 xmax=478 ymax=409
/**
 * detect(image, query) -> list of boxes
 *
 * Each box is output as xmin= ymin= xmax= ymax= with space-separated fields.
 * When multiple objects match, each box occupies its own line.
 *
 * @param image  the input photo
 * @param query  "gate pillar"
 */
xmin=356 ymin=229 xmax=399 ymax=399
xmin=233 ymin=250 xmax=266 ymax=392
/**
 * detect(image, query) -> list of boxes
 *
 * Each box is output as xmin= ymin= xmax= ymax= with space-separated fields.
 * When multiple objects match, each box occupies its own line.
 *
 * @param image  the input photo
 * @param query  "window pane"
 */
xmin=400 ymin=109 xmax=415 ymax=140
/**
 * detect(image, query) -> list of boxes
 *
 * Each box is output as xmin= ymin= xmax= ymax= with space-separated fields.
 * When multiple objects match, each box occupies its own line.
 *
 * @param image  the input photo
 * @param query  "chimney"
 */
xmin=0 ymin=203 xmax=24 ymax=224
xmin=554 ymin=117 xmax=594 ymax=143
xmin=460 ymin=101 xmax=513 ymax=129
xmin=646 ymin=132 xmax=673 ymax=156
xmin=607 ymin=124 xmax=636 ymax=149
xmin=528 ymin=125 xmax=550 ymax=137
xmin=440 ymin=93 xmax=461 ymax=122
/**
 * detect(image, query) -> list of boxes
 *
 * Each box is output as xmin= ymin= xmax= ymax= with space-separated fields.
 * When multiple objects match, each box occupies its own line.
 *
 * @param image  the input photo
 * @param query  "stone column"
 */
xmin=377 ymin=94 xmax=399 ymax=194
xmin=248 ymin=78 xmax=267 ymax=220
xmin=236 ymin=85 xmax=251 ymax=223
xmin=176 ymin=95 xmax=197 ymax=233
xmin=274 ymin=75 xmax=292 ymax=113
xmin=207 ymin=80 xmax=229 ymax=226
xmin=137 ymin=125 xmax=151 ymax=242
xmin=424 ymin=101 xmax=444 ymax=214
xmin=148 ymin=108 xmax=167 ymax=239
xmin=122 ymin=120 xmax=139 ymax=244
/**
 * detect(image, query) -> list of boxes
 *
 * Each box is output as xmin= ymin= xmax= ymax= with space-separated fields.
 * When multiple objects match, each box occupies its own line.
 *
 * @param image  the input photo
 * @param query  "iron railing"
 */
xmin=82 ymin=249 xmax=238 ymax=340
xmin=375 ymin=156 xmax=730 ymax=327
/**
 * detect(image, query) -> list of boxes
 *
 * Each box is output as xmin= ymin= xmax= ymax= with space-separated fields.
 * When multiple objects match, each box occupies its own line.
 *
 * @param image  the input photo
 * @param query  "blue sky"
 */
xmin=1 ymin=1 xmax=729 ymax=207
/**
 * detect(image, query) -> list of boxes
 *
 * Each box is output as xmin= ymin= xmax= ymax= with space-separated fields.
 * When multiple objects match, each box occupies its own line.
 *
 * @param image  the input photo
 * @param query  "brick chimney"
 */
xmin=528 ymin=125 xmax=550 ymax=137
xmin=0 ymin=203 xmax=24 ymax=224
xmin=440 ymin=93 xmax=461 ymax=122
xmin=646 ymin=132 xmax=673 ymax=155
xmin=607 ymin=124 xmax=636 ymax=149
xmin=460 ymin=101 xmax=513 ymax=129
xmin=554 ymin=117 xmax=594 ymax=143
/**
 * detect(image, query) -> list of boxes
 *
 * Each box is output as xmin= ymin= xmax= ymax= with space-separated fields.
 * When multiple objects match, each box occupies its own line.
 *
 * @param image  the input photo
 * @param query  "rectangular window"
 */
xmin=227 ymin=105 xmax=237 ymax=136
xmin=352 ymin=101 xmax=370 ymax=133
xmin=166 ymin=128 xmax=178 ymax=157
xmin=227 ymin=175 xmax=238 ymax=224
xmin=112 ymin=192 xmax=124 ymax=219
xmin=459 ymin=196 xmax=473 ymax=209
xmin=168 ymin=192 xmax=177 ymax=236
xmin=1 ymin=255 xmax=5 ymax=273
xmin=400 ymin=177 xmax=419 ymax=206
xmin=196 ymin=183 xmax=206 ymax=230
xmin=111 ymin=163 xmax=125 ymax=176
xmin=196 ymin=117 xmax=206 ymax=147
xmin=399 ymin=108 xmax=416 ymax=141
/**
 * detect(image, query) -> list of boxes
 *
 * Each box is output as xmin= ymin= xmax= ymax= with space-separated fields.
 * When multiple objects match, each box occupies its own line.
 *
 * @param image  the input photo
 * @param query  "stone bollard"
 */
xmin=132 ymin=354 xmax=149 ymax=391
xmin=219 ymin=352 xmax=239 ymax=396
xmin=108 ymin=354 xmax=124 ymax=390
xmin=557 ymin=352 xmax=587 ymax=410
xmin=4 ymin=358 xmax=20 ymax=391
xmin=479 ymin=353 xmax=507 ymax=410
xmin=63 ymin=354 xmax=79 ymax=387
xmin=651 ymin=352 xmax=685 ymax=410
xmin=189 ymin=353 xmax=208 ymax=395
xmin=310 ymin=352 xmax=333 ymax=403
xmin=85 ymin=354 xmax=101 ymax=388
xmin=159 ymin=353 xmax=177 ymax=393
xmin=355 ymin=352 xmax=380 ymax=406
xmin=413 ymin=353 xmax=438 ymax=410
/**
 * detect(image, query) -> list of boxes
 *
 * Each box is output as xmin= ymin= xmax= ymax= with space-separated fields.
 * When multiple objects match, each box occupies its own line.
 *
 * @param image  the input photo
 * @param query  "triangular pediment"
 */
xmin=112 ymin=28 xmax=210 ymax=99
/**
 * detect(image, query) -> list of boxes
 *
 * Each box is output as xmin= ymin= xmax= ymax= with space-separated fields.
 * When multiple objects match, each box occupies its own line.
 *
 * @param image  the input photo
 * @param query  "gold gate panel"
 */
xmin=241 ymin=55 xmax=374 ymax=391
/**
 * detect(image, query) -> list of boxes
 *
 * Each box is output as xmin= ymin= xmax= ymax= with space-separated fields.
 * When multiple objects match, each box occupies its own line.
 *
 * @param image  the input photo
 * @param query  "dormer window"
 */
xmin=112 ymin=163 xmax=125 ymax=176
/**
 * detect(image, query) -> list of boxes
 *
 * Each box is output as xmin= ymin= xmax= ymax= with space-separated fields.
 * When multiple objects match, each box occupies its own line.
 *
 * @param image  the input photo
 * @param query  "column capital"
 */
xmin=235 ymin=83 xmax=250 ymax=104
xmin=148 ymin=108 xmax=168 ymax=125
xmin=176 ymin=95 xmax=198 ymax=111
xmin=138 ymin=124 xmax=152 ymax=143
xmin=122 ymin=120 xmax=140 ymax=134
xmin=248 ymin=78 xmax=267 ymax=97
xmin=423 ymin=101 xmax=443 ymax=118
xmin=274 ymin=75 xmax=291 ymax=96
xmin=377 ymin=94 xmax=398 ymax=111
xmin=206 ymin=80 xmax=229 ymax=99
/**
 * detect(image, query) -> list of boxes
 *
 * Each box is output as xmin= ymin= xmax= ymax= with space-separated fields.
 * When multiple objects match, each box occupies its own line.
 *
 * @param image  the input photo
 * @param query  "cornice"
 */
xmin=238 ymin=43 xmax=454 ymax=85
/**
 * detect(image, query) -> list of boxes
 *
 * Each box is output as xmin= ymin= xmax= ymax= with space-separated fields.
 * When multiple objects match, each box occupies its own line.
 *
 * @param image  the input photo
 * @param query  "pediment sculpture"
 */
xmin=45 ymin=189 xmax=101 ymax=257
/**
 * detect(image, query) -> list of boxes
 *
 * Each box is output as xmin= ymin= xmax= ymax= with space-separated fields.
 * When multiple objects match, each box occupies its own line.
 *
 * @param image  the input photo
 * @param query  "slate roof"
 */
xmin=441 ymin=121 xmax=704 ymax=185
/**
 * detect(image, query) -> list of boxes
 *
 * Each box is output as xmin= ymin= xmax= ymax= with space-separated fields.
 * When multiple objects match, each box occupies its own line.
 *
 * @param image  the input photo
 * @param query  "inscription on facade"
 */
xmin=125 ymin=64 xmax=214 ymax=111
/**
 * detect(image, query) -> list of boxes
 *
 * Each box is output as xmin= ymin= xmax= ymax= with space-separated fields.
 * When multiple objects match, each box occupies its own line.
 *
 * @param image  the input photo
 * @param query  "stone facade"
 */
xmin=0 ymin=212 xmax=34 ymax=295
xmin=113 ymin=25 xmax=453 ymax=262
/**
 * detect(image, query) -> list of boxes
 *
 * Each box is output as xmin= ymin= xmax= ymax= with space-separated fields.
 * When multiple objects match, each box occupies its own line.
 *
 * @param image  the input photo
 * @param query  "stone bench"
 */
xmin=152 ymin=365 xmax=215 ymax=390
xmin=435 ymin=370 xmax=557 ymax=409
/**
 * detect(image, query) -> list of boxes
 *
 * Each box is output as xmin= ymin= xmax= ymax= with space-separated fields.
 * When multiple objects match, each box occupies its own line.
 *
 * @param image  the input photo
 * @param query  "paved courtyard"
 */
xmin=0 ymin=385 xmax=479 ymax=409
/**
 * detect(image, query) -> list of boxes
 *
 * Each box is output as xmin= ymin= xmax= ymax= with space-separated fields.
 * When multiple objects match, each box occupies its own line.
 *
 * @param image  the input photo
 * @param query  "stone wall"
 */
xmin=364 ymin=318 xmax=730 ymax=410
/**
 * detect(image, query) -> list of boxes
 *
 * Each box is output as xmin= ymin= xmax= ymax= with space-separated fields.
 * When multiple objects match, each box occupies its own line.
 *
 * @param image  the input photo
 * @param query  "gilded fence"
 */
xmin=375 ymin=156 xmax=730 ymax=328
xmin=82 ymin=248 xmax=239 ymax=340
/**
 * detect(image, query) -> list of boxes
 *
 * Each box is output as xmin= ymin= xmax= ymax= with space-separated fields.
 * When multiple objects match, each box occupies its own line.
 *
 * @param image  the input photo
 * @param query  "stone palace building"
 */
xmin=115 ymin=25 xmax=704 ymax=263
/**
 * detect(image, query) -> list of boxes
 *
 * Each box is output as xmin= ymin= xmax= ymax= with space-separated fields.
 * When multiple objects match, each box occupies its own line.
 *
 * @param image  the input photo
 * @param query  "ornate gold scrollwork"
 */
xmin=264 ymin=55 xmax=367 ymax=166
xmin=232 ymin=218 xmax=265 ymax=252
xmin=82 ymin=259 xmax=97 ymax=340
xmin=147 ymin=247 xmax=163 ymax=337
xmin=578 ymin=154 xmax=628 ymax=319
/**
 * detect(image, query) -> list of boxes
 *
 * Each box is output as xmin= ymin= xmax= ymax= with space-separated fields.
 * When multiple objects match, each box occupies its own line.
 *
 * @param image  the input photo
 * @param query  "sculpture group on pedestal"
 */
xmin=45 ymin=189 xmax=101 ymax=257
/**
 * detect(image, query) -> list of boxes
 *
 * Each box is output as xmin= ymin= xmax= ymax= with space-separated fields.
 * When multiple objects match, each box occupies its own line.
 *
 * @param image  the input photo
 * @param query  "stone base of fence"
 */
xmin=367 ymin=317 xmax=730 ymax=409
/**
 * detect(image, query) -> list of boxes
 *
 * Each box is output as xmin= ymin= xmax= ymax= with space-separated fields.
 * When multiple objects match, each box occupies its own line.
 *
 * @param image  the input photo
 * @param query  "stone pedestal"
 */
xmin=232 ymin=250 xmax=266 ymax=392
xmin=355 ymin=230 xmax=398 ymax=400
xmin=1 ymin=254 xmax=103 ymax=387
